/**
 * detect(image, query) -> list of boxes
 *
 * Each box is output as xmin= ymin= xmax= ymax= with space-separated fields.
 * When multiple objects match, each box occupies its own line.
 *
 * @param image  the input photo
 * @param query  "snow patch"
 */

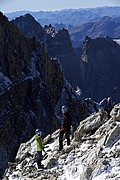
xmin=59 ymin=162 xmax=83 ymax=180
xmin=113 ymin=39 xmax=120 ymax=45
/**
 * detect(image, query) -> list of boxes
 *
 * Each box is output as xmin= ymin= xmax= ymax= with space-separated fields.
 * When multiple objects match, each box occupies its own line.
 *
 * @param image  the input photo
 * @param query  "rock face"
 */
xmin=0 ymin=12 xmax=64 ymax=178
xmin=12 ymin=13 xmax=45 ymax=41
xmin=12 ymin=14 xmax=120 ymax=103
xmin=46 ymin=28 xmax=81 ymax=89
xmin=3 ymin=104 xmax=120 ymax=180
xmin=79 ymin=36 xmax=120 ymax=102
xmin=0 ymin=12 xmax=88 ymax=178
xmin=12 ymin=14 xmax=81 ymax=89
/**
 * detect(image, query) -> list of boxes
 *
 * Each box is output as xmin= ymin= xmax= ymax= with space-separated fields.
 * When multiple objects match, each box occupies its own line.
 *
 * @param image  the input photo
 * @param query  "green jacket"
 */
xmin=34 ymin=134 xmax=44 ymax=151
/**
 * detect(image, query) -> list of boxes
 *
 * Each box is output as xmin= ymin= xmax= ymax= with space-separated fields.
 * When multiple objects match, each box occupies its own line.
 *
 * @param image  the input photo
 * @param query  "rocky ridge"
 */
xmin=79 ymin=36 xmax=120 ymax=102
xmin=11 ymin=14 xmax=120 ymax=103
xmin=3 ymin=104 xmax=120 ymax=180
xmin=12 ymin=14 xmax=82 ymax=89
xmin=0 ymin=12 xmax=89 ymax=178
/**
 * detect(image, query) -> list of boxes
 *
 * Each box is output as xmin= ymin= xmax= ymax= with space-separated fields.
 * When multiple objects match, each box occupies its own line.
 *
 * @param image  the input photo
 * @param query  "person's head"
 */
xmin=108 ymin=97 xmax=112 ymax=102
xmin=35 ymin=128 xmax=42 ymax=136
xmin=61 ymin=105 xmax=69 ymax=114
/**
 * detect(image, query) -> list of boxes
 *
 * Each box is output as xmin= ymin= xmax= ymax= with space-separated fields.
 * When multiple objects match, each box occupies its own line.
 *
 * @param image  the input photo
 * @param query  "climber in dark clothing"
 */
xmin=59 ymin=105 xmax=72 ymax=151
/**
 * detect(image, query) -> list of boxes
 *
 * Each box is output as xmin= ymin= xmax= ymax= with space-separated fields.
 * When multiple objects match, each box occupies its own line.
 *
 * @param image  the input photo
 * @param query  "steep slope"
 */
xmin=12 ymin=13 xmax=45 ymax=41
xmin=12 ymin=14 xmax=82 ymax=89
xmin=45 ymin=27 xmax=81 ymax=88
xmin=0 ymin=11 xmax=64 ymax=178
xmin=79 ymin=36 xmax=120 ymax=102
xmin=0 ymin=12 xmax=89 ymax=178
xmin=3 ymin=104 xmax=120 ymax=180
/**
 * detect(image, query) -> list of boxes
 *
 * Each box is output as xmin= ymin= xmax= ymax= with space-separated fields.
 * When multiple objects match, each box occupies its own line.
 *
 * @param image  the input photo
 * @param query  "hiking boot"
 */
xmin=67 ymin=139 xmax=70 ymax=146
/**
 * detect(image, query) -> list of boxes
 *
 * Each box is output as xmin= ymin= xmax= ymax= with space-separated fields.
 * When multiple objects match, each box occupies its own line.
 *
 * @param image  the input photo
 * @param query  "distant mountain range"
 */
xmin=5 ymin=6 xmax=120 ymax=48
xmin=70 ymin=16 xmax=120 ymax=47
xmin=5 ymin=6 xmax=120 ymax=26
xmin=54 ymin=16 xmax=120 ymax=47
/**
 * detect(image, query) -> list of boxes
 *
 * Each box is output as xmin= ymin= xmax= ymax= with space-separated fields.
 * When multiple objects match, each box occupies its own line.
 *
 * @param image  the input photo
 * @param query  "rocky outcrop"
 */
xmin=46 ymin=28 xmax=81 ymax=89
xmin=3 ymin=104 xmax=120 ymax=180
xmin=12 ymin=13 xmax=45 ymax=41
xmin=12 ymin=14 xmax=82 ymax=89
xmin=79 ymin=36 xmax=120 ymax=102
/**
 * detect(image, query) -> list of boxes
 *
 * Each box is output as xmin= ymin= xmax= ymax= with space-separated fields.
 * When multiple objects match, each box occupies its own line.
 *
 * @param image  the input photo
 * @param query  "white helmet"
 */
xmin=35 ymin=128 xmax=41 ymax=134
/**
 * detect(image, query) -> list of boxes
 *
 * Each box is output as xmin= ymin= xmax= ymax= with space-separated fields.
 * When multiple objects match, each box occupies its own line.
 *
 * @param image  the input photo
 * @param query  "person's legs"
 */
xmin=37 ymin=151 xmax=42 ymax=168
xmin=59 ymin=130 xmax=64 ymax=150
xmin=65 ymin=130 xmax=70 ymax=146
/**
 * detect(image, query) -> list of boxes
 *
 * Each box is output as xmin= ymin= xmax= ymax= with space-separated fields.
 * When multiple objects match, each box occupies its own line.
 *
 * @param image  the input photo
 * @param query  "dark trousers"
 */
xmin=59 ymin=129 xmax=70 ymax=150
xmin=37 ymin=151 xmax=42 ymax=168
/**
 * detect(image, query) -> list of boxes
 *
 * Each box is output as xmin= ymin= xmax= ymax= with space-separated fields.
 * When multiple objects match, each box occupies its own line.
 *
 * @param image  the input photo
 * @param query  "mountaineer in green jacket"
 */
xmin=34 ymin=128 xmax=45 ymax=169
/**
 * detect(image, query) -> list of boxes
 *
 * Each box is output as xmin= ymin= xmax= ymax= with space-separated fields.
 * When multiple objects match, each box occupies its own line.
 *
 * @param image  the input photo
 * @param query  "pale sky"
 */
xmin=0 ymin=0 xmax=120 ymax=13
